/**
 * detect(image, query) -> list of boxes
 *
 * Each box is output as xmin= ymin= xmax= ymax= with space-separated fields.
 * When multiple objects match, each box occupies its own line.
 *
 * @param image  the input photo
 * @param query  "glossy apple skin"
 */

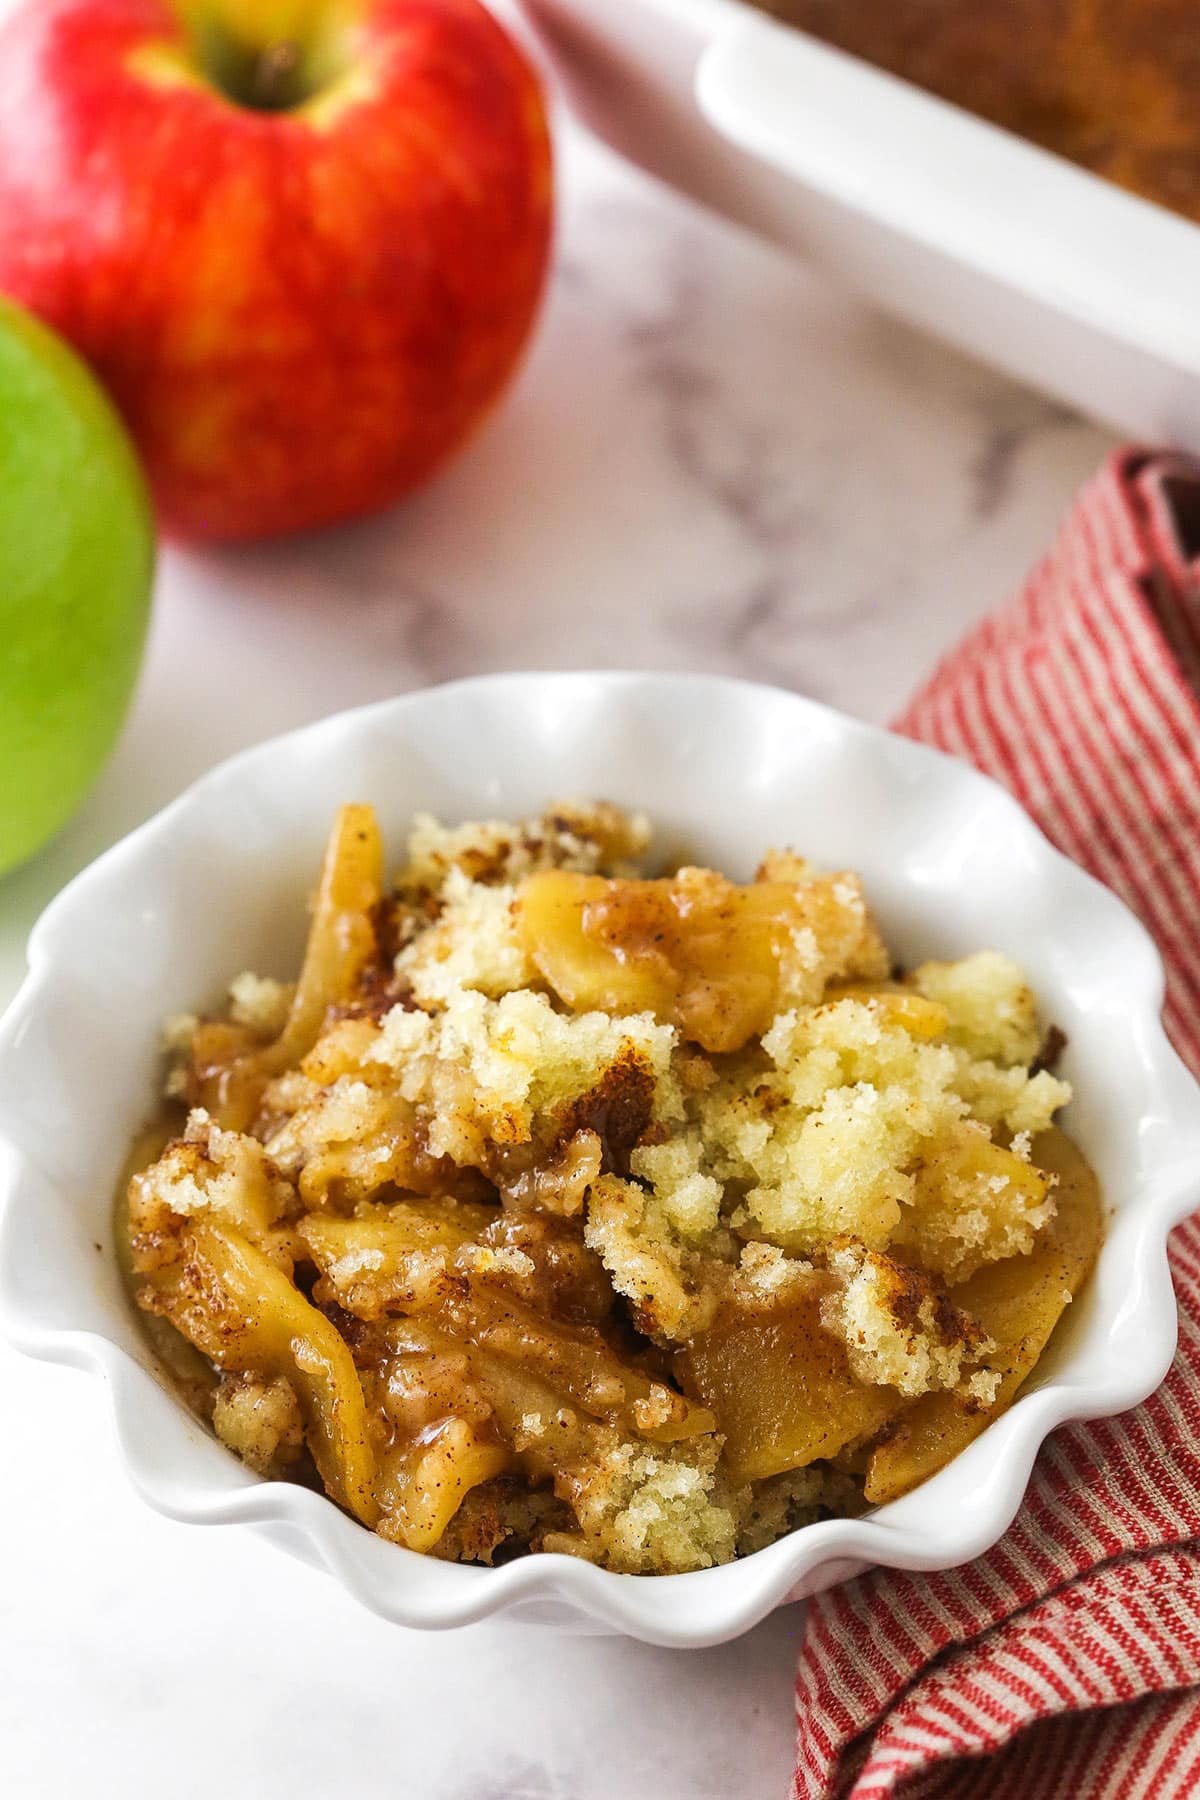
xmin=0 ymin=0 xmax=552 ymax=540
xmin=0 ymin=297 xmax=154 ymax=876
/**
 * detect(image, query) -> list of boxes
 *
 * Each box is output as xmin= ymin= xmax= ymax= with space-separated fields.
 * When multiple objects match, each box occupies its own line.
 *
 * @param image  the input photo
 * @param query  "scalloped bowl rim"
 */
xmin=1 ymin=670 xmax=1197 ymax=1648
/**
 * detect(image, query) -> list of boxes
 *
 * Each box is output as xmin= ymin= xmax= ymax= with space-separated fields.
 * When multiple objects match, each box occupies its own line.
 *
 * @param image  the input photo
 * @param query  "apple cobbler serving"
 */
xmin=119 ymin=801 xmax=1101 ymax=1574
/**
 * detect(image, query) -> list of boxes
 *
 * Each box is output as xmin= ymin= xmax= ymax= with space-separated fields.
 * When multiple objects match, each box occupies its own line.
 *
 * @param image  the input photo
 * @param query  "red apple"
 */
xmin=0 ymin=0 xmax=552 ymax=540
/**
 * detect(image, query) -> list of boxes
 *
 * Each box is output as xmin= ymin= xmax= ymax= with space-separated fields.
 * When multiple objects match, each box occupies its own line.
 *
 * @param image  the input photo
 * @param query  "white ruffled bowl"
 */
xmin=1 ymin=672 xmax=1197 ymax=1648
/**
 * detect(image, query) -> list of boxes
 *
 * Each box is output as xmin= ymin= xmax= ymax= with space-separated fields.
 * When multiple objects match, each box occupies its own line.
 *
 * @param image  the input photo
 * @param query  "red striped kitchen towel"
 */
xmin=792 ymin=447 xmax=1200 ymax=1800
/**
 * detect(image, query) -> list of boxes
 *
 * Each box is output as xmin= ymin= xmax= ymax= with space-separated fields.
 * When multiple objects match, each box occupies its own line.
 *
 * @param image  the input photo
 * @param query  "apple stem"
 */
xmin=252 ymin=41 xmax=303 ymax=110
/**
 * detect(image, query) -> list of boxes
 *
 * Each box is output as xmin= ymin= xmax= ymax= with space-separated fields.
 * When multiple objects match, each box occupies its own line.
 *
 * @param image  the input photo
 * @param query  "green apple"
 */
xmin=0 ymin=297 xmax=154 ymax=877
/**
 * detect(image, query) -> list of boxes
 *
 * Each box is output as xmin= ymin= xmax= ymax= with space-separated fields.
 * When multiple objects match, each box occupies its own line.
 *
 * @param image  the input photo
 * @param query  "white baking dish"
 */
xmin=522 ymin=0 xmax=1200 ymax=447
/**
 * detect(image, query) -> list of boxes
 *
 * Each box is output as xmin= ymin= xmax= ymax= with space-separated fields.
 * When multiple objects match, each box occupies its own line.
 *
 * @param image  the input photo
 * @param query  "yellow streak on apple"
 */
xmin=126 ymin=41 xmax=212 ymax=95
xmin=300 ymin=60 xmax=378 ymax=129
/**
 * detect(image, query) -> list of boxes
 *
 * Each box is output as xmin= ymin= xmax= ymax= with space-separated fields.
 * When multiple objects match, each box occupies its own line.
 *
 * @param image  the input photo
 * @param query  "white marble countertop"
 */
xmin=0 ymin=104 xmax=1112 ymax=1800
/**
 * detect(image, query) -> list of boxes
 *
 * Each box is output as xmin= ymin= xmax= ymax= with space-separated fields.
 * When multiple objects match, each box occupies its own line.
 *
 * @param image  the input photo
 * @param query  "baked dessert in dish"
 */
xmin=748 ymin=0 xmax=1200 ymax=223
xmin=118 ymin=801 xmax=1101 ymax=1573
